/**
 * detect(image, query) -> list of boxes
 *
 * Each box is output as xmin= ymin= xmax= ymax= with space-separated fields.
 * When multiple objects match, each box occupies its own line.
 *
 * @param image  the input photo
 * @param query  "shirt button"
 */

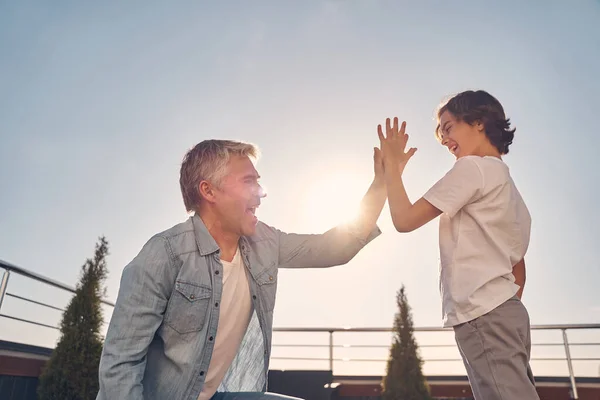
xmin=190 ymin=295 xmax=195 ymax=300
xmin=200 ymin=371 xmax=205 ymax=376
xmin=215 ymin=270 xmax=220 ymax=275
xmin=209 ymin=336 xmax=214 ymax=341
xmin=252 ymin=295 xmax=257 ymax=300
xmin=215 ymin=302 xmax=219 ymax=307
xmin=269 ymin=276 xmax=273 ymax=281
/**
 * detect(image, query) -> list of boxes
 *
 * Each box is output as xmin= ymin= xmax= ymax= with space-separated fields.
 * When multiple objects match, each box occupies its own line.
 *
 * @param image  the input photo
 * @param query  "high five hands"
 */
xmin=377 ymin=117 xmax=417 ymax=174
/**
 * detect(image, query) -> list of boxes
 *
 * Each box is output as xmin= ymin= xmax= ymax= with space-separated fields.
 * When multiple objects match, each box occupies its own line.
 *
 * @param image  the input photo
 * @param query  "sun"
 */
xmin=300 ymin=172 xmax=369 ymax=232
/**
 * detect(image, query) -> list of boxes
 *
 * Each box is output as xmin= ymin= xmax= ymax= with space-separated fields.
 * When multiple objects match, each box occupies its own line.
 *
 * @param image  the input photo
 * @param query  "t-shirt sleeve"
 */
xmin=423 ymin=157 xmax=484 ymax=218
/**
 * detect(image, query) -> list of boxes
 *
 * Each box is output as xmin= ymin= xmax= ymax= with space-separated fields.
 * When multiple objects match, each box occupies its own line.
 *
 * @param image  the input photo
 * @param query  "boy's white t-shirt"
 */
xmin=423 ymin=155 xmax=531 ymax=327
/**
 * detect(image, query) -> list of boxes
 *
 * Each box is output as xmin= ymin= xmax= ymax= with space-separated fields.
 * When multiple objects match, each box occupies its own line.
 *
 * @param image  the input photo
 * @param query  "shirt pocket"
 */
xmin=164 ymin=281 xmax=212 ymax=334
xmin=255 ymin=263 xmax=278 ymax=312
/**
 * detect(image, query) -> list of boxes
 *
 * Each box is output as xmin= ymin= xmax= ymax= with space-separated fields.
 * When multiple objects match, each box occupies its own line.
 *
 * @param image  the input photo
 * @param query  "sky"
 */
xmin=1 ymin=1 xmax=599 ymax=378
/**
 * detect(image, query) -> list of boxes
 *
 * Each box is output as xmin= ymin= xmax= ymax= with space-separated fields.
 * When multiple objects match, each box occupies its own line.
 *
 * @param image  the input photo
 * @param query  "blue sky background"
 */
xmin=1 ymin=1 xmax=599 ymax=377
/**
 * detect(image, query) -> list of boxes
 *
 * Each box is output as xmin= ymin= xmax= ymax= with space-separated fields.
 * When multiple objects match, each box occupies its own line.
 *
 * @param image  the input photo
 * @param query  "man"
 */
xmin=97 ymin=139 xmax=386 ymax=400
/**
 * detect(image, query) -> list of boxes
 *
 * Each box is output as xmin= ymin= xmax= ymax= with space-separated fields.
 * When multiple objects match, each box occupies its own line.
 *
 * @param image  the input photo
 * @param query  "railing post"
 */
xmin=0 ymin=270 xmax=10 ymax=312
xmin=328 ymin=330 xmax=334 ymax=372
xmin=562 ymin=328 xmax=578 ymax=399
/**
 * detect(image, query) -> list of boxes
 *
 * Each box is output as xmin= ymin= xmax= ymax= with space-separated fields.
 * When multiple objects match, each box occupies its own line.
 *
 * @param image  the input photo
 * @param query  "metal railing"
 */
xmin=1 ymin=260 xmax=599 ymax=400
xmin=0 ymin=260 xmax=114 ymax=330
xmin=271 ymin=325 xmax=600 ymax=399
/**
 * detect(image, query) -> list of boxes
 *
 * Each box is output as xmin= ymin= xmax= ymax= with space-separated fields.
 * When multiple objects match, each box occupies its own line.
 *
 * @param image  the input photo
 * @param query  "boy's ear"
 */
xmin=474 ymin=119 xmax=485 ymax=132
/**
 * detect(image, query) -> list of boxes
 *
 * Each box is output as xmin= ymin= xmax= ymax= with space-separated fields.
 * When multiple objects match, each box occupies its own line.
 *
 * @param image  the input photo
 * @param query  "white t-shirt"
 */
xmin=198 ymin=248 xmax=253 ymax=400
xmin=423 ymin=156 xmax=531 ymax=327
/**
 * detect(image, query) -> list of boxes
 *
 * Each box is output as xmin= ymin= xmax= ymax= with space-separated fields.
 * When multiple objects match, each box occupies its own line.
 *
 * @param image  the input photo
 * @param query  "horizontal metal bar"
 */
xmin=0 ymin=260 xmax=115 ymax=307
xmin=0 ymin=313 xmax=59 ymax=330
xmin=272 ymin=342 xmax=600 ymax=349
xmin=272 ymin=343 xmax=458 ymax=349
xmin=273 ymin=323 xmax=600 ymax=333
xmin=272 ymin=356 xmax=600 ymax=363
xmin=532 ymin=342 xmax=600 ymax=347
xmin=531 ymin=358 xmax=600 ymax=361
xmin=272 ymin=357 xmax=465 ymax=362
xmin=6 ymin=292 xmax=65 ymax=312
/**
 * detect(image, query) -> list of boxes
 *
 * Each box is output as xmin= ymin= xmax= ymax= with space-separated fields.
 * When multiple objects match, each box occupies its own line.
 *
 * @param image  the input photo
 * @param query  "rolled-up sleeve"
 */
xmin=97 ymin=236 xmax=175 ymax=400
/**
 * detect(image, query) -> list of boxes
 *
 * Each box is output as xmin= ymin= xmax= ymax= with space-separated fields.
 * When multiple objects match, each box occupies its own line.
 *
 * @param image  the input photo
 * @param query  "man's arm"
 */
xmin=275 ymin=176 xmax=385 ymax=268
xmin=273 ymin=148 xmax=386 ymax=268
xmin=512 ymin=258 xmax=526 ymax=299
xmin=97 ymin=236 xmax=174 ymax=400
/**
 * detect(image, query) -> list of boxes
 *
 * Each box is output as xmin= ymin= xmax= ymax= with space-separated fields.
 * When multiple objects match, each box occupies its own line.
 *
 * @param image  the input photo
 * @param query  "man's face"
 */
xmin=213 ymin=155 xmax=265 ymax=236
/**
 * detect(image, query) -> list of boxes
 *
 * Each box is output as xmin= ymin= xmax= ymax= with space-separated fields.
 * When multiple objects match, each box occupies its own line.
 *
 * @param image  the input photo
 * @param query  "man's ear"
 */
xmin=198 ymin=180 xmax=217 ymax=204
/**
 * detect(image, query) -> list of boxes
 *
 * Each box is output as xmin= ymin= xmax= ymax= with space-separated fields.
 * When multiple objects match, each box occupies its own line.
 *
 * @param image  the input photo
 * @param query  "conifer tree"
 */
xmin=382 ymin=285 xmax=432 ymax=400
xmin=38 ymin=237 xmax=109 ymax=400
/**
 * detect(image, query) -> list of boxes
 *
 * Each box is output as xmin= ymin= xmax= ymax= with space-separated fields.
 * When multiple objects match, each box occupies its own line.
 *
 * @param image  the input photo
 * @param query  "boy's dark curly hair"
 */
xmin=435 ymin=90 xmax=516 ymax=155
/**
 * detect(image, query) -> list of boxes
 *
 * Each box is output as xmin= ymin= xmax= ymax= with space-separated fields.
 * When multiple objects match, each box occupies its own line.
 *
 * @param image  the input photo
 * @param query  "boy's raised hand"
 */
xmin=377 ymin=117 xmax=417 ymax=173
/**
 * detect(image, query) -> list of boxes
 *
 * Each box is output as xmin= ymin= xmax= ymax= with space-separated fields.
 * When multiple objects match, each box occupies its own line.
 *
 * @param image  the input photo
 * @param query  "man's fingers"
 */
xmin=374 ymin=147 xmax=383 ymax=163
xmin=400 ymin=120 xmax=406 ymax=134
xmin=407 ymin=147 xmax=418 ymax=158
xmin=393 ymin=117 xmax=398 ymax=134
xmin=377 ymin=124 xmax=385 ymax=142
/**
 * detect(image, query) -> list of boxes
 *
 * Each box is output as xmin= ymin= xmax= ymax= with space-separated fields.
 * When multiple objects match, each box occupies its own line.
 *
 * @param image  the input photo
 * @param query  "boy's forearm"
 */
xmin=512 ymin=258 xmax=526 ymax=299
xmin=384 ymin=162 xmax=413 ymax=231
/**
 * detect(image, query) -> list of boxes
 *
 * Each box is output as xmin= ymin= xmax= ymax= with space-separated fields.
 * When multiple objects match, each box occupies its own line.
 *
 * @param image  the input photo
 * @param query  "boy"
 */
xmin=377 ymin=90 xmax=538 ymax=400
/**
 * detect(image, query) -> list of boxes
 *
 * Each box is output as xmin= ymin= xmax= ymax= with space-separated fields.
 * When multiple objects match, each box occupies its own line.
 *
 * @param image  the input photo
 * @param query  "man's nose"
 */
xmin=257 ymin=185 xmax=267 ymax=198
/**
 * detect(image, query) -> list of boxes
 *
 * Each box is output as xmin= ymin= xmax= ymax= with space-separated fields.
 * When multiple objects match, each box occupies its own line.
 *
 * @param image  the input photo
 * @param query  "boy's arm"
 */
xmin=384 ymin=163 xmax=442 ymax=232
xmin=377 ymin=118 xmax=441 ymax=232
xmin=377 ymin=118 xmax=483 ymax=232
xmin=512 ymin=258 xmax=526 ymax=299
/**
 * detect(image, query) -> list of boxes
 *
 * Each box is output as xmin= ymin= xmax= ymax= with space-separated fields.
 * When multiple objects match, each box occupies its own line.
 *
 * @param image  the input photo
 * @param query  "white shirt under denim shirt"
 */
xmin=97 ymin=214 xmax=380 ymax=400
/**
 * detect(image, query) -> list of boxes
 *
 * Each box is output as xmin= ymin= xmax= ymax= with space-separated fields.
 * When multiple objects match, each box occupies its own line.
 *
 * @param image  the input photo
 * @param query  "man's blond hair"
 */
xmin=179 ymin=139 xmax=259 ymax=213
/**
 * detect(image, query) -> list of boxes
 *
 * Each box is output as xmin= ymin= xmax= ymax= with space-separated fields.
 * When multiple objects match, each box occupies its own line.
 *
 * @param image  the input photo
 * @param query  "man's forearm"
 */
xmin=512 ymin=259 xmax=526 ymax=299
xmin=352 ymin=178 xmax=387 ymax=240
xmin=275 ymin=179 xmax=384 ymax=268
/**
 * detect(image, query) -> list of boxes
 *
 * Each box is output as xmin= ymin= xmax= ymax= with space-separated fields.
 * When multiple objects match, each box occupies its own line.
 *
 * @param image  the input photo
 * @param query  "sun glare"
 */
xmin=300 ymin=173 xmax=367 ymax=232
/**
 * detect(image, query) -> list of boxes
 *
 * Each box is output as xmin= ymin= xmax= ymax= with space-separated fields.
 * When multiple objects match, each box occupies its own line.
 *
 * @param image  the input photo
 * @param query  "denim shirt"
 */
xmin=97 ymin=215 xmax=380 ymax=400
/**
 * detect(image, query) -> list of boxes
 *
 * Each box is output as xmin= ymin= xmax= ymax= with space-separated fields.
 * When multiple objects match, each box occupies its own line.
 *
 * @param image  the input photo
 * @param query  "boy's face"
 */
xmin=438 ymin=111 xmax=484 ymax=159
